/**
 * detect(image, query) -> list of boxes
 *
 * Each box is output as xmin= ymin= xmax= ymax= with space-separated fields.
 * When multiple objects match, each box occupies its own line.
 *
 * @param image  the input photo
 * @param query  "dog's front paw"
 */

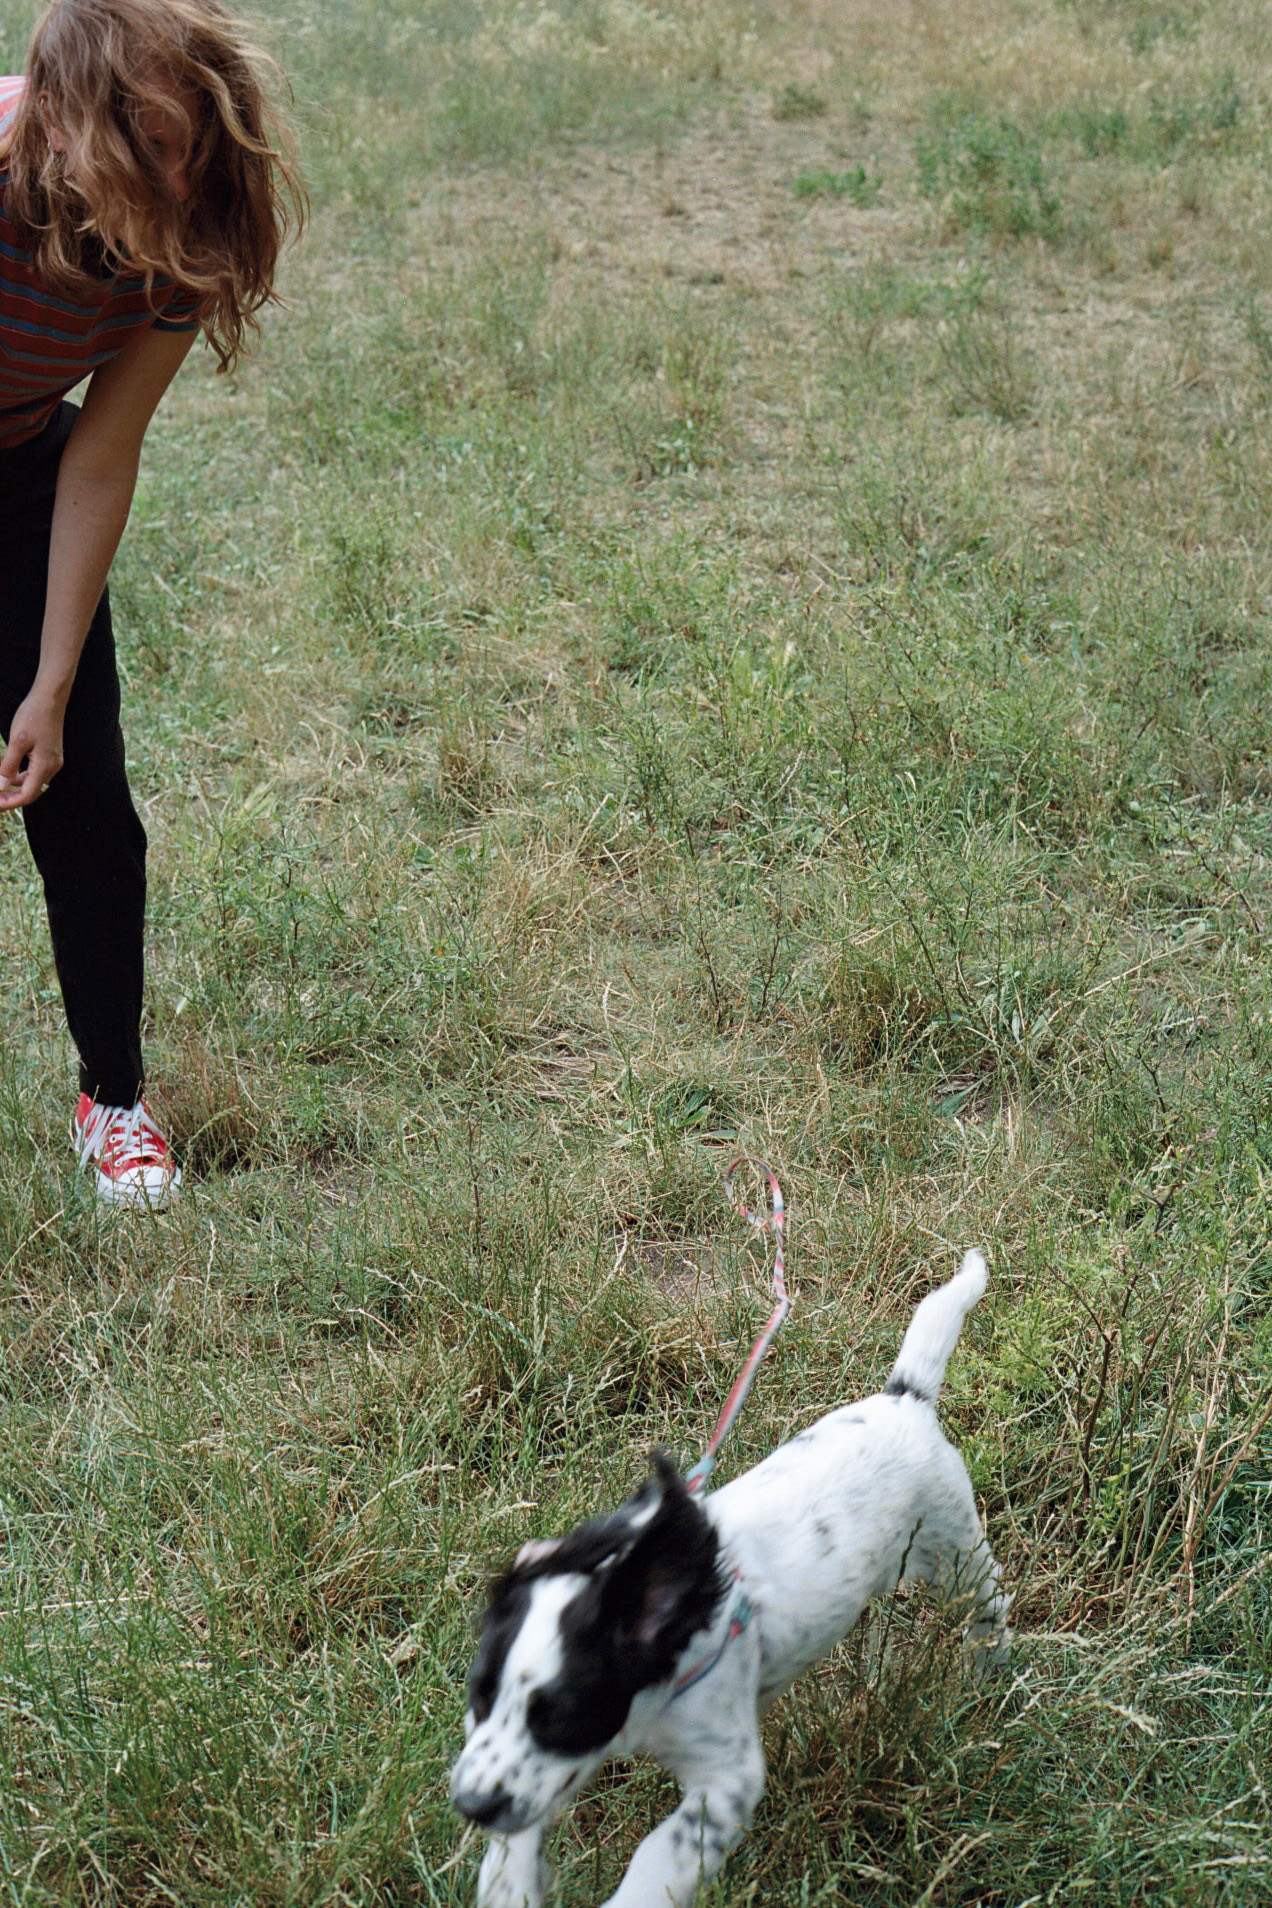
xmin=968 ymin=1626 xmax=1012 ymax=1683
xmin=477 ymin=1833 xmax=547 ymax=1908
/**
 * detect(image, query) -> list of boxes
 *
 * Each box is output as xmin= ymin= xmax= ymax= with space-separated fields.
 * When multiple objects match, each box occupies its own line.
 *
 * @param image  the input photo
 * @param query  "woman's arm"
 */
xmin=0 ymin=323 xmax=197 ymax=810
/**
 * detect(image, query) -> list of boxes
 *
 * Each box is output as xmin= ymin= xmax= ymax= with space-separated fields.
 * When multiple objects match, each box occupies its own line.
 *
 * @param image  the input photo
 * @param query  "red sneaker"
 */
xmin=71 ymin=1095 xmax=183 ymax=1210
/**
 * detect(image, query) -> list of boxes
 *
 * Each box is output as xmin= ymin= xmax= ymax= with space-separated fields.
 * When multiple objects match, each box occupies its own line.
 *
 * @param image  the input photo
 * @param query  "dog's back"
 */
xmin=705 ymin=1252 xmax=989 ymax=1701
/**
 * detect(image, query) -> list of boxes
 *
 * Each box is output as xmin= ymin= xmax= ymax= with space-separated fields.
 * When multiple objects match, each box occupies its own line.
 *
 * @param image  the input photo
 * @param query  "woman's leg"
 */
xmin=0 ymin=404 xmax=155 ymax=1126
xmin=20 ymin=586 xmax=148 ymax=1107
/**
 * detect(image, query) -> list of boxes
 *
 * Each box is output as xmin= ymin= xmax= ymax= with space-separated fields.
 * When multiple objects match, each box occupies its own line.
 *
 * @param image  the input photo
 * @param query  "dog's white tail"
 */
xmin=884 ymin=1251 xmax=988 ymax=1405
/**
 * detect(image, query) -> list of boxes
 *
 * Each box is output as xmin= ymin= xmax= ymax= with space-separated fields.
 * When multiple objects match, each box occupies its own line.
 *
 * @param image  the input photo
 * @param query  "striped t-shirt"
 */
xmin=0 ymin=75 xmax=202 ymax=449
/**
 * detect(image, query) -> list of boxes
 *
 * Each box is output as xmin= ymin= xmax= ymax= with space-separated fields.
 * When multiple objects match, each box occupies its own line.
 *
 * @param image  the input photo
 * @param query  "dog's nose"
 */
xmin=452 ymin=1784 xmax=511 ymax=1828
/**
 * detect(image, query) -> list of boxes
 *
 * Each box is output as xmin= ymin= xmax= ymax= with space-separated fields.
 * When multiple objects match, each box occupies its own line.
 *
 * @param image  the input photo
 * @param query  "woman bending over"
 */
xmin=0 ymin=0 xmax=302 ymax=1207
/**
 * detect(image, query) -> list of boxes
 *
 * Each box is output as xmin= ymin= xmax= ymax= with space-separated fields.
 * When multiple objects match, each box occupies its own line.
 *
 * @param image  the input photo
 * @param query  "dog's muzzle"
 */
xmin=451 ymin=1781 xmax=521 ymax=1831
xmin=450 ymin=1750 xmax=542 ymax=1835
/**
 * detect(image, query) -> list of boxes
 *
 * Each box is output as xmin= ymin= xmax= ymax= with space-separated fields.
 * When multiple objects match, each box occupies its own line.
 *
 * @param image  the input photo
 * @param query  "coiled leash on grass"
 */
xmin=685 ymin=1156 xmax=791 ymax=1495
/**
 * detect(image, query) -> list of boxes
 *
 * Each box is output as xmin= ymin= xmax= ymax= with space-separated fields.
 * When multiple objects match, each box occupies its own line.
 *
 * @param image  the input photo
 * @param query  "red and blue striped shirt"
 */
xmin=0 ymin=76 xmax=201 ymax=449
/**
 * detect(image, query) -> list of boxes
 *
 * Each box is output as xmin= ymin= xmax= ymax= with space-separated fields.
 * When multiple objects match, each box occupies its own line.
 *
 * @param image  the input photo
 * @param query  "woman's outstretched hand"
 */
xmin=0 ymin=687 xmax=65 ymax=809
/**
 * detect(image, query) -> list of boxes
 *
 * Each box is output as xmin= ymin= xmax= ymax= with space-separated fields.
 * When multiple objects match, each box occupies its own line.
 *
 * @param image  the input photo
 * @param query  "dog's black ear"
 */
xmin=507 ymin=1466 xmax=669 ymax=1586
xmin=515 ymin=1536 xmax=565 ymax=1569
xmin=596 ymin=1452 xmax=722 ymax=1668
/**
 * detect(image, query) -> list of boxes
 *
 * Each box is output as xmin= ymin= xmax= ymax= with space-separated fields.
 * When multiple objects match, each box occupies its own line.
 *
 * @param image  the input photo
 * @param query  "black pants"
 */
xmin=0 ymin=403 xmax=147 ymax=1107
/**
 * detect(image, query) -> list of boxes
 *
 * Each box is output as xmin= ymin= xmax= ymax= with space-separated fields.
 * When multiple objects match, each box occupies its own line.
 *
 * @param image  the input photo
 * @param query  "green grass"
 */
xmin=793 ymin=166 xmax=884 ymax=208
xmin=917 ymin=107 xmax=1061 ymax=239
xmin=1 ymin=0 xmax=1272 ymax=1900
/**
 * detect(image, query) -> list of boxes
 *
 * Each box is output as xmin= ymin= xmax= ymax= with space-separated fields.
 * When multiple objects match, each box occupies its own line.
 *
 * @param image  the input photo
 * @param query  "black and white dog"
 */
xmin=451 ymin=1251 xmax=1010 ymax=1907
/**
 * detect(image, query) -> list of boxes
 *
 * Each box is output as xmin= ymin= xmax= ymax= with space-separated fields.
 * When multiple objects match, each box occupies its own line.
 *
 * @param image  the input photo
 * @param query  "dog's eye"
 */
xmin=526 ymin=1689 xmax=562 ymax=1742
xmin=527 ymin=1679 xmax=628 ymax=1755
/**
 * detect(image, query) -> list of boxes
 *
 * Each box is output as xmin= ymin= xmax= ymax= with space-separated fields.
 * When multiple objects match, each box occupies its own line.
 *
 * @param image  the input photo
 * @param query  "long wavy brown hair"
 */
xmin=1 ymin=0 xmax=306 ymax=370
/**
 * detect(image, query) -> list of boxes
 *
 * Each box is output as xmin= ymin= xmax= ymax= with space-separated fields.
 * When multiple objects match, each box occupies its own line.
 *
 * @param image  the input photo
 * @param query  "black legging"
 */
xmin=0 ymin=401 xmax=147 ymax=1107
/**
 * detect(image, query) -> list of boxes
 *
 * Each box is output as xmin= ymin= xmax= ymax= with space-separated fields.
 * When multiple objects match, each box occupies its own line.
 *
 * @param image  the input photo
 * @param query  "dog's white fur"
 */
xmin=451 ymin=1251 xmax=1010 ymax=1908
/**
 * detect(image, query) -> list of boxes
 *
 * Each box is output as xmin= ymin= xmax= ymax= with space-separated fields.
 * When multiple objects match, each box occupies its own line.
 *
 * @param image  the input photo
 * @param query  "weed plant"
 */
xmin=917 ymin=108 xmax=1061 ymax=240
xmin=773 ymin=84 xmax=828 ymax=124
xmin=937 ymin=307 xmax=1038 ymax=422
xmin=794 ymin=166 xmax=884 ymax=208
xmin=0 ymin=0 xmax=1271 ymax=1902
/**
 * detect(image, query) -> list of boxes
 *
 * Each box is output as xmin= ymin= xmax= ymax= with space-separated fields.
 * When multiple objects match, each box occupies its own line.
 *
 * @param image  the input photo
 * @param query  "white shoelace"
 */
xmin=75 ymin=1100 xmax=168 ymax=1171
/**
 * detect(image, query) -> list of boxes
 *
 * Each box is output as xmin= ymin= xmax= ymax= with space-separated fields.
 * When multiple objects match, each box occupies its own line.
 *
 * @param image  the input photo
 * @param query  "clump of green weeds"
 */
xmin=773 ymin=82 xmax=828 ymax=122
xmin=793 ymin=165 xmax=883 ymax=207
xmin=1064 ymin=103 xmax=1132 ymax=156
xmin=918 ymin=108 xmax=1061 ymax=239
xmin=1052 ymin=73 xmax=1243 ymax=165
xmin=937 ymin=308 xmax=1038 ymax=422
xmin=1146 ymin=70 xmax=1241 ymax=153
xmin=616 ymin=303 xmax=731 ymax=478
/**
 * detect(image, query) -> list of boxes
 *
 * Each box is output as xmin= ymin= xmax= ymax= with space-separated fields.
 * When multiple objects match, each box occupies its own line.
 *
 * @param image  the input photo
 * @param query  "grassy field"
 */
xmin=2 ymin=0 xmax=1271 ymax=1899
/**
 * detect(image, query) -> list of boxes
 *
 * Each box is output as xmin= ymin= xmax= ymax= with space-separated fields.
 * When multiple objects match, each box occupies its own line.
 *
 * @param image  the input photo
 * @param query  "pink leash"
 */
xmin=685 ymin=1156 xmax=792 ymax=1495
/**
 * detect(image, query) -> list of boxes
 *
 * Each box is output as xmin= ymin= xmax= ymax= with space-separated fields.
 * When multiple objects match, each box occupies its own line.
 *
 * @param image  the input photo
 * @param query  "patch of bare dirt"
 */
xmin=414 ymin=92 xmax=920 ymax=299
xmin=635 ymin=1240 xmax=726 ymax=1297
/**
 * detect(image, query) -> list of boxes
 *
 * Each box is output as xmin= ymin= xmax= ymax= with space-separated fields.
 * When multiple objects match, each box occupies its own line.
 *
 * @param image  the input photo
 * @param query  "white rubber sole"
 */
xmin=89 ymin=1164 xmax=183 ymax=1210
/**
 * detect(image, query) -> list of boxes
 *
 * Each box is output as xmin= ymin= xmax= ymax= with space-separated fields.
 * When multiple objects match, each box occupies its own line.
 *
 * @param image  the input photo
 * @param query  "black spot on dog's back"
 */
xmin=884 ymin=1373 xmax=924 ymax=1400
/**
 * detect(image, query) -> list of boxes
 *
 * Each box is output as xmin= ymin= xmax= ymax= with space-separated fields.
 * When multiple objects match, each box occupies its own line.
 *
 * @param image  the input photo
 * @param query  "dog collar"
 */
xmin=669 ymin=1567 xmax=753 ymax=1701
